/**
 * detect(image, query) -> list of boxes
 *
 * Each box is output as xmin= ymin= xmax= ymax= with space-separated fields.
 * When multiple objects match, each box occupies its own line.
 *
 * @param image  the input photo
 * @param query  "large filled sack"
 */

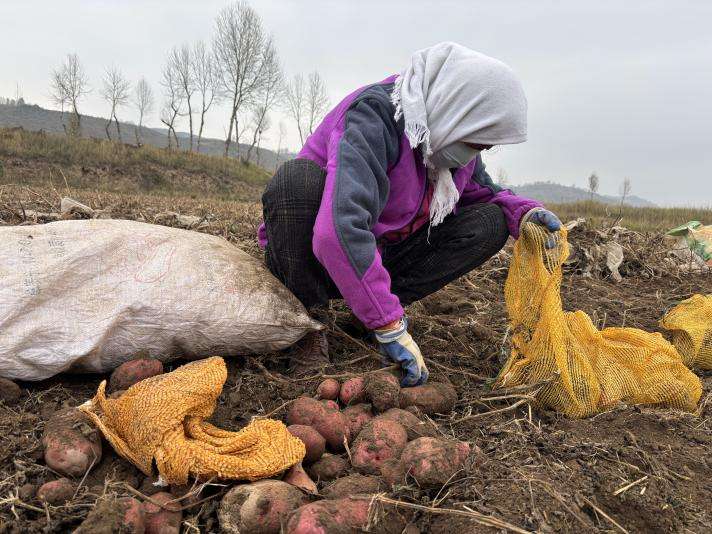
xmin=0 ymin=219 xmax=321 ymax=380
xmin=496 ymin=223 xmax=702 ymax=418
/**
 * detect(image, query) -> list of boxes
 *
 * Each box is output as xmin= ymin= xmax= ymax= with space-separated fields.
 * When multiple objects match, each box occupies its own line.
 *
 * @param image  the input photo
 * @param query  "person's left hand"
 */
xmin=524 ymin=208 xmax=562 ymax=232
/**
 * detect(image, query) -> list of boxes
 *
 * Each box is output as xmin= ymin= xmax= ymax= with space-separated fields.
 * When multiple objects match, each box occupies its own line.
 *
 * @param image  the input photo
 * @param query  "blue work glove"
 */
xmin=522 ymin=208 xmax=562 ymax=233
xmin=521 ymin=208 xmax=562 ymax=248
xmin=374 ymin=317 xmax=429 ymax=387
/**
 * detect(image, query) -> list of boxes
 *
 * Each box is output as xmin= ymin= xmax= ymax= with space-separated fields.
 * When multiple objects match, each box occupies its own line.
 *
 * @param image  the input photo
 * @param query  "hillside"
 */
xmin=513 ymin=181 xmax=655 ymax=207
xmin=0 ymin=102 xmax=290 ymax=171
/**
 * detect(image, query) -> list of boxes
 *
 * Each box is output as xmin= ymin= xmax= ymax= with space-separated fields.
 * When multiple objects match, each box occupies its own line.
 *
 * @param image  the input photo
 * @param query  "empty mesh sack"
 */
xmin=0 ymin=219 xmax=321 ymax=380
xmin=495 ymin=223 xmax=702 ymax=418
xmin=660 ymin=294 xmax=712 ymax=370
xmin=80 ymin=357 xmax=305 ymax=485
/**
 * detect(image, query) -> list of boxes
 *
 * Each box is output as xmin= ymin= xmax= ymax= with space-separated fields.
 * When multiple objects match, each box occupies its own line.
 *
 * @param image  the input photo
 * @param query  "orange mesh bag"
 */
xmin=495 ymin=223 xmax=702 ymax=418
xmin=660 ymin=294 xmax=712 ymax=370
xmin=80 ymin=357 xmax=305 ymax=485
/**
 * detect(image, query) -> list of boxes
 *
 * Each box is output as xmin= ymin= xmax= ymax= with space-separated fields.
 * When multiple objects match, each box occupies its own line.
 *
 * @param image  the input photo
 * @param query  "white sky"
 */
xmin=1 ymin=0 xmax=711 ymax=205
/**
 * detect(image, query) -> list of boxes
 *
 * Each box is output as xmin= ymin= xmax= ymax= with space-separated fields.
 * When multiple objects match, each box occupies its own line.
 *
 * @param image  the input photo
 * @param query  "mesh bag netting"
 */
xmin=661 ymin=294 xmax=712 ymax=370
xmin=495 ymin=223 xmax=702 ymax=418
xmin=80 ymin=357 xmax=305 ymax=485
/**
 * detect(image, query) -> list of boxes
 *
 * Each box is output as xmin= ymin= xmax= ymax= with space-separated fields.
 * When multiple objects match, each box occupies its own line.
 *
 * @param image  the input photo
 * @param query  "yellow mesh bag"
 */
xmin=660 ymin=294 xmax=712 ymax=370
xmin=80 ymin=357 xmax=305 ymax=485
xmin=495 ymin=223 xmax=702 ymax=418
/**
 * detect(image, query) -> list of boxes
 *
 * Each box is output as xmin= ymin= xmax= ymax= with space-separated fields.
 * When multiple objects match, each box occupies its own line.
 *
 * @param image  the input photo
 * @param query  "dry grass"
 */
xmin=0 ymin=127 xmax=270 ymax=192
xmin=551 ymin=200 xmax=712 ymax=233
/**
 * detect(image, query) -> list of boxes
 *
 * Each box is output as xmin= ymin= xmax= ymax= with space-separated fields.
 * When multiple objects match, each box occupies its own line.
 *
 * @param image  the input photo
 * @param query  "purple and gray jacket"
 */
xmin=258 ymin=75 xmax=542 ymax=329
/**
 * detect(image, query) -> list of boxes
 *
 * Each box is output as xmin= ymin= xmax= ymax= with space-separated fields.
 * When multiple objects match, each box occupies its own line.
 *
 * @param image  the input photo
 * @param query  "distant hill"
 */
xmin=0 ymin=102 xmax=291 ymax=171
xmin=513 ymin=181 xmax=655 ymax=207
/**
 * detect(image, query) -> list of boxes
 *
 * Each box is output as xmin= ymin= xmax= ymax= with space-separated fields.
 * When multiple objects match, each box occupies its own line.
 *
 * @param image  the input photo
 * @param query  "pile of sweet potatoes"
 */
xmin=217 ymin=371 xmax=471 ymax=533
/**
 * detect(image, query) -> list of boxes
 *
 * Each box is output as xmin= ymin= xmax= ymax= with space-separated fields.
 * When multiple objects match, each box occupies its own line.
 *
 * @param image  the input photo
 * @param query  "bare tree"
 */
xmin=213 ymin=1 xmax=275 ymax=158
xmin=619 ymin=177 xmax=632 ymax=207
xmin=588 ymin=172 xmax=600 ymax=202
xmin=50 ymin=53 xmax=90 ymax=136
xmin=306 ymin=71 xmax=329 ymax=137
xmin=245 ymin=44 xmax=282 ymax=163
xmin=168 ymin=45 xmax=196 ymax=151
xmin=160 ymin=62 xmax=183 ymax=149
xmin=284 ymin=74 xmax=306 ymax=145
xmin=101 ymin=67 xmax=131 ymax=142
xmin=191 ymin=40 xmax=218 ymax=152
xmin=133 ymin=78 xmax=155 ymax=146
xmin=285 ymin=71 xmax=329 ymax=146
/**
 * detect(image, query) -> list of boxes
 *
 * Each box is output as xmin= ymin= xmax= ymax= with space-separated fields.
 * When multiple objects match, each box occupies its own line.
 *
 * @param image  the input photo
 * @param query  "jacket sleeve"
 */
xmin=312 ymin=96 xmax=404 ymax=329
xmin=458 ymin=154 xmax=542 ymax=239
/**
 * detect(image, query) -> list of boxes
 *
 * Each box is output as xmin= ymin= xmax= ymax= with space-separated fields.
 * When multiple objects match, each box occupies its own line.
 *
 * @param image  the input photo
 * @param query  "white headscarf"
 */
xmin=391 ymin=42 xmax=528 ymax=226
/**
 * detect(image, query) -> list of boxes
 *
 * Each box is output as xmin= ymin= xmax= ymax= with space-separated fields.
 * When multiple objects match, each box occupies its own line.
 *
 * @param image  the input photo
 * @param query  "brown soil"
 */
xmin=0 ymin=184 xmax=710 ymax=533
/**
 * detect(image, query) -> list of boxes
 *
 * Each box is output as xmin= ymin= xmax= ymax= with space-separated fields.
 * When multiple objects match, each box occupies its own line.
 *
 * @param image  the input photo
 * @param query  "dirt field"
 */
xmin=0 ymin=181 xmax=710 ymax=533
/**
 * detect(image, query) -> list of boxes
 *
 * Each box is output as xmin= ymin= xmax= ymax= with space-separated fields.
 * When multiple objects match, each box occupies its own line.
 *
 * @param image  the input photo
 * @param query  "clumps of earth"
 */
xmin=20 ymin=358 xmax=471 ymax=533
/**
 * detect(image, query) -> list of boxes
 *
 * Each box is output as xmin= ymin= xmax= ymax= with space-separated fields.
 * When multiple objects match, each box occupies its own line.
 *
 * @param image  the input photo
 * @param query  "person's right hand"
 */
xmin=374 ymin=317 xmax=429 ymax=387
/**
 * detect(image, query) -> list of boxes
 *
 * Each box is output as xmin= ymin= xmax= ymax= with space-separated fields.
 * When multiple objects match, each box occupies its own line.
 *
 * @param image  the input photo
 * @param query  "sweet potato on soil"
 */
xmin=342 ymin=404 xmax=373 ymax=441
xmin=109 ymin=357 xmax=164 ymax=392
xmin=398 ymin=382 xmax=457 ymax=415
xmin=364 ymin=372 xmax=400 ymax=412
xmin=306 ymin=454 xmax=348 ymax=481
xmin=143 ymin=491 xmax=182 ymax=534
xmin=0 ymin=377 xmax=22 ymax=405
xmin=316 ymin=378 xmax=340 ymax=400
xmin=75 ymin=497 xmax=145 ymax=534
xmin=397 ymin=437 xmax=470 ymax=488
xmin=42 ymin=408 xmax=102 ymax=478
xmin=286 ymin=397 xmax=326 ymax=427
xmin=219 ymin=479 xmax=308 ymax=534
xmin=286 ymin=497 xmax=370 ymax=534
xmin=322 ymin=474 xmax=382 ymax=499
xmin=312 ymin=404 xmax=349 ymax=452
xmin=36 ymin=478 xmax=75 ymax=505
xmin=351 ymin=417 xmax=408 ymax=475
xmin=283 ymin=462 xmax=318 ymax=494
xmin=339 ymin=376 xmax=365 ymax=405
xmin=321 ymin=399 xmax=340 ymax=411
xmin=287 ymin=424 xmax=326 ymax=464
xmin=380 ymin=408 xmax=438 ymax=440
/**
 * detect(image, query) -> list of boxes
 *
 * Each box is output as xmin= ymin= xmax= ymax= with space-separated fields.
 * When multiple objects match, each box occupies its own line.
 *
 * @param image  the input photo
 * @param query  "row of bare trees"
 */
xmin=48 ymin=2 xmax=331 ymax=164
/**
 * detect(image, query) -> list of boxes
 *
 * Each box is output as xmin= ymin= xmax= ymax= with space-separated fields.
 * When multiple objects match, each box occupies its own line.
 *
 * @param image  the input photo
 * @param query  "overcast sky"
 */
xmin=1 ymin=0 xmax=711 ymax=205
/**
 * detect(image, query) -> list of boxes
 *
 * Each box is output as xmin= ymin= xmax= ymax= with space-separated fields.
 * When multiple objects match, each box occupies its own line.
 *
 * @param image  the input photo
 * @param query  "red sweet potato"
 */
xmin=306 ymin=454 xmax=348 ymax=482
xmin=339 ymin=377 xmax=365 ymax=406
xmin=42 ymin=408 xmax=102 ymax=478
xmin=75 ymin=497 xmax=145 ymax=534
xmin=321 ymin=399 xmax=340 ymax=411
xmin=322 ymin=474 xmax=382 ymax=499
xmin=219 ymin=479 xmax=309 ymax=534
xmin=312 ymin=405 xmax=349 ymax=452
xmin=398 ymin=383 xmax=457 ymax=415
xmin=398 ymin=437 xmax=470 ymax=488
xmin=351 ymin=417 xmax=407 ymax=475
xmin=364 ymin=372 xmax=400 ymax=412
xmin=143 ymin=491 xmax=182 ymax=534
xmin=286 ymin=397 xmax=327 ymax=427
xmin=286 ymin=497 xmax=371 ymax=534
xmin=342 ymin=404 xmax=373 ymax=442
xmin=109 ymin=357 xmax=164 ymax=392
xmin=287 ymin=425 xmax=326 ymax=464
xmin=283 ymin=462 xmax=318 ymax=494
xmin=37 ymin=478 xmax=75 ymax=505
xmin=316 ymin=378 xmax=340 ymax=400
xmin=380 ymin=408 xmax=438 ymax=440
